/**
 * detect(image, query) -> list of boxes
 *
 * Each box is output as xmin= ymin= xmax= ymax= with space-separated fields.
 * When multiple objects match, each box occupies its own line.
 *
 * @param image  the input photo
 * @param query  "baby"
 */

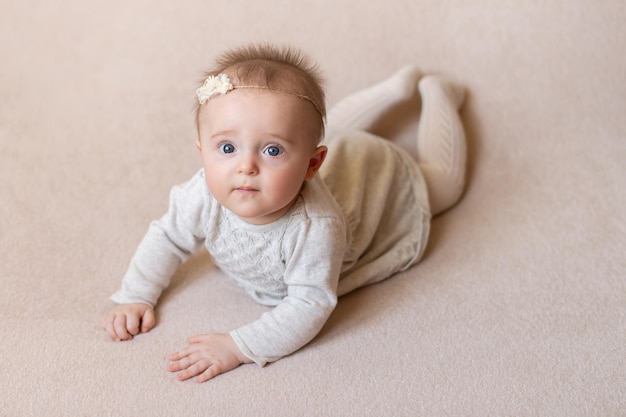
xmin=102 ymin=43 xmax=467 ymax=382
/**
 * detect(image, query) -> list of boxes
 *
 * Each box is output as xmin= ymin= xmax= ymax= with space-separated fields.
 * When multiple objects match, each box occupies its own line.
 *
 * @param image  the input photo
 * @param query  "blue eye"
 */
xmin=219 ymin=143 xmax=235 ymax=154
xmin=264 ymin=146 xmax=282 ymax=157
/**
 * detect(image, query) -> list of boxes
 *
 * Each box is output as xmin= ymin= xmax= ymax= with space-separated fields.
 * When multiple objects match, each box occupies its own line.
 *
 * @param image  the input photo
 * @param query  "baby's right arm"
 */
xmin=105 ymin=172 xmax=209 ymax=340
xmin=111 ymin=172 xmax=209 ymax=307
xmin=101 ymin=303 xmax=156 ymax=341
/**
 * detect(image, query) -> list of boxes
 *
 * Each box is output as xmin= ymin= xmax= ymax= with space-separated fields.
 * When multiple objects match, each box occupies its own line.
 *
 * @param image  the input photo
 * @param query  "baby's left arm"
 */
xmin=231 ymin=216 xmax=345 ymax=366
xmin=168 ymin=216 xmax=345 ymax=381
xmin=167 ymin=279 xmax=338 ymax=382
xmin=231 ymin=282 xmax=338 ymax=365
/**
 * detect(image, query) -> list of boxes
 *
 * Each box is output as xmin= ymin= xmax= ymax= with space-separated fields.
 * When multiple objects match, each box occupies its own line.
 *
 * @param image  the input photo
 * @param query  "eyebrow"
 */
xmin=208 ymin=130 xmax=236 ymax=141
xmin=209 ymin=130 xmax=295 ymax=144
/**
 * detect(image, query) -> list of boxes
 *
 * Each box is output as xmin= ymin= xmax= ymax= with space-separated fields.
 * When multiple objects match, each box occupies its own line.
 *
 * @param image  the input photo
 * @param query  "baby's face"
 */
xmin=196 ymin=89 xmax=326 ymax=225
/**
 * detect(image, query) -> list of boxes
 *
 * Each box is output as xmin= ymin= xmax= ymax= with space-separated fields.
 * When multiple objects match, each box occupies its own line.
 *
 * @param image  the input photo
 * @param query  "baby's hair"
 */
xmin=196 ymin=43 xmax=326 ymax=143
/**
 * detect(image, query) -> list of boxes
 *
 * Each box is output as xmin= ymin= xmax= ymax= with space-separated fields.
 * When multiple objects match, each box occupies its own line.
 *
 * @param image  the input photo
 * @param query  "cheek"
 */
xmin=204 ymin=171 xmax=231 ymax=204
xmin=268 ymin=162 xmax=309 ymax=193
xmin=200 ymin=157 xmax=227 ymax=193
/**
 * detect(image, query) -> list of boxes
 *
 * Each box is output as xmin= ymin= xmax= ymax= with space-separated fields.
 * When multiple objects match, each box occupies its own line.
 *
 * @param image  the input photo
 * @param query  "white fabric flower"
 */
xmin=196 ymin=74 xmax=234 ymax=104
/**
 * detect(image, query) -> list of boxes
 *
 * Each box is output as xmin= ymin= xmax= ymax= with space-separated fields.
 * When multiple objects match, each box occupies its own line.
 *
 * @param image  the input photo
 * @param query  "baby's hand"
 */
xmin=168 ymin=333 xmax=253 ymax=383
xmin=101 ymin=303 xmax=156 ymax=341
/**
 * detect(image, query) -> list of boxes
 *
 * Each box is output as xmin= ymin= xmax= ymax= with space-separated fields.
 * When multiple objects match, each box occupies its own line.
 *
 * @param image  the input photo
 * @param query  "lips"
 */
xmin=235 ymin=186 xmax=258 ymax=193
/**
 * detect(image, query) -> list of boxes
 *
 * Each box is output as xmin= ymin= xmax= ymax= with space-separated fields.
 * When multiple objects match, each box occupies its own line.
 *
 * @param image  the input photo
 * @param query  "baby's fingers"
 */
xmin=113 ymin=314 xmax=133 ymax=341
xmin=101 ymin=312 xmax=123 ymax=341
xmin=176 ymin=360 xmax=211 ymax=382
xmin=125 ymin=313 xmax=141 ymax=336
xmin=141 ymin=308 xmax=156 ymax=333
xmin=168 ymin=352 xmax=203 ymax=377
xmin=168 ymin=344 xmax=197 ymax=362
xmin=169 ymin=357 xmax=219 ymax=383
xmin=195 ymin=364 xmax=223 ymax=383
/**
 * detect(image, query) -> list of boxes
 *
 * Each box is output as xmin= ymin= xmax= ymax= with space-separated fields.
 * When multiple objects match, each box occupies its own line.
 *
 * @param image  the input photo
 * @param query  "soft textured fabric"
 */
xmin=112 ymin=129 xmax=430 ymax=365
xmin=326 ymin=70 xmax=467 ymax=216
xmin=322 ymin=128 xmax=431 ymax=295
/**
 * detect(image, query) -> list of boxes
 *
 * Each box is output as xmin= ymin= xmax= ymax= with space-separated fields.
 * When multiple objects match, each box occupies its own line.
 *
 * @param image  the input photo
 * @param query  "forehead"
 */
xmin=197 ymin=89 xmax=318 ymax=141
xmin=199 ymin=89 xmax=314 ymax=124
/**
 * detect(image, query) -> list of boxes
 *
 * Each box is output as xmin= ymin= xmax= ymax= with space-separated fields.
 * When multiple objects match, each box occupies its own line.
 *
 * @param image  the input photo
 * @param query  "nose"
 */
xmin=237 ymin=153 xmax=258 ymax=175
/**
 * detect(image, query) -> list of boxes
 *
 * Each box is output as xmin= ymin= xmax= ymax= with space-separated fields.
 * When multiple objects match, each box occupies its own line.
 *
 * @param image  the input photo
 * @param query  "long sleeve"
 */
xmin=230 ymin=215 xmax=346 ymax=366
xmin=111 ymin=171 xmax=210 ymax=306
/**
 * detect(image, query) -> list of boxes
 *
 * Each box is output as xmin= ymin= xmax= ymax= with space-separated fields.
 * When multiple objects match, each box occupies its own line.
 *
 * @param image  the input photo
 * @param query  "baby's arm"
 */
xmin=231 ymin=216 xmax=345 ymax=366
xmin=101 ymin=303 xmax=155 ymax=341
xmin=166 ymin=283 xmax=337 ymax=382
xmin=168 ymin=216 xmax=345 ymax=382
xmin=103 ymin=172 xmax=208 ymax=339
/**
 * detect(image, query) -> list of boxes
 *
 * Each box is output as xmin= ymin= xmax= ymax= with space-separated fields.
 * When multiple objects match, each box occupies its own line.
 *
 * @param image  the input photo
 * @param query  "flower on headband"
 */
xmin=196 ymin=74 xmax=234 ymax=104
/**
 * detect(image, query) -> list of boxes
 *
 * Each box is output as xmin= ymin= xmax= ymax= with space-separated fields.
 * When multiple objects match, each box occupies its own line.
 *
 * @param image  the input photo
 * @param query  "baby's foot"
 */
xmin=418 ymin=75 xmax=466 ymax=109
xmin=327 ymin=65 xmax=422 ymax=130
xmin=383 ymin=65 xmax=422 ymax=101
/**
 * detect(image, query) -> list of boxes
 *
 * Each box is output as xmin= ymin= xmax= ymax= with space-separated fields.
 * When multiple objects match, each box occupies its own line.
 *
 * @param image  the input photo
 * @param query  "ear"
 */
xmin=195 ymin=138 xmax=202 ymax=152
xmin=304 ymin=146 xmax=327 ymax=180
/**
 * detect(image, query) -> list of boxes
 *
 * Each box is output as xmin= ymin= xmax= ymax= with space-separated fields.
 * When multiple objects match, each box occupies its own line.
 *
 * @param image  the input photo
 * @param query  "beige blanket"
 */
xmin=0 ymin=1 xmax=624 ymax=416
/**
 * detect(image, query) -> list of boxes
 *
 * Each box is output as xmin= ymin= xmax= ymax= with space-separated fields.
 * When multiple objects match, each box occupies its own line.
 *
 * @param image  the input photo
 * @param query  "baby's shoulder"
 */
xmin=167 ymin=169 xmax=218 ymax=224
xmin=298 ymin=176 xmax=345 ymax=222
xmin=171 ymin=169 xmax=208 ymax=196
xmin=285 ymin=177 xmax=347 ymax=248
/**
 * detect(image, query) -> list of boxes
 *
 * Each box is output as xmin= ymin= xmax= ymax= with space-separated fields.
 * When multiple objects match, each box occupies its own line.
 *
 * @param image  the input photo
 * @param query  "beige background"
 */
xmin=1 ymin=0 xmax=624 ymax=416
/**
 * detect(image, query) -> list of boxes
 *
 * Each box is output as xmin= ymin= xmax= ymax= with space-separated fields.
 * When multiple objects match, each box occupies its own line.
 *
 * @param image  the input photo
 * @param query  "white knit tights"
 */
xmin=327 ymin=67 xmax=467 ymax=215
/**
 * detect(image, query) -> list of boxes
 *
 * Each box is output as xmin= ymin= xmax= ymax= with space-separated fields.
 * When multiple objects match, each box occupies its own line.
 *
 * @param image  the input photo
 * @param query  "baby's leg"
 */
xmin=326 ymin=66 xmax=421 ymax=133
xmin=416 ymin=75 xmax=467 ymax=215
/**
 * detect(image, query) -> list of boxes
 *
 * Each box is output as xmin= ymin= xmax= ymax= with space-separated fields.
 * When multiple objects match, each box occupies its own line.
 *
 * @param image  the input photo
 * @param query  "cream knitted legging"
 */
xmin=326 ymin=67 xmax=467 ymax=215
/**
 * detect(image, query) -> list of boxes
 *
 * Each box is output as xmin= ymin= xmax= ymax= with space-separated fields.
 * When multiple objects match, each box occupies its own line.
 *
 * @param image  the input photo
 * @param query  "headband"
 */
xmin=196 ymin=74 xmax=322 ymax=115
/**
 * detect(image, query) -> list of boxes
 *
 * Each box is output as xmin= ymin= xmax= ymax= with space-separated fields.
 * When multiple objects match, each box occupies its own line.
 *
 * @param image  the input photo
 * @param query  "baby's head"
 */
xmin=195 ymin=43 xmax=326 ymax=144
xmin=193 ymin=44 xmax=329 ymax=225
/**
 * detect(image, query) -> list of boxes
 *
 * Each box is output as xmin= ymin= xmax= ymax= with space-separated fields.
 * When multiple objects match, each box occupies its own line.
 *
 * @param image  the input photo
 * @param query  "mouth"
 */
xmin=234 ymin=186 xmax=259 ymax=193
